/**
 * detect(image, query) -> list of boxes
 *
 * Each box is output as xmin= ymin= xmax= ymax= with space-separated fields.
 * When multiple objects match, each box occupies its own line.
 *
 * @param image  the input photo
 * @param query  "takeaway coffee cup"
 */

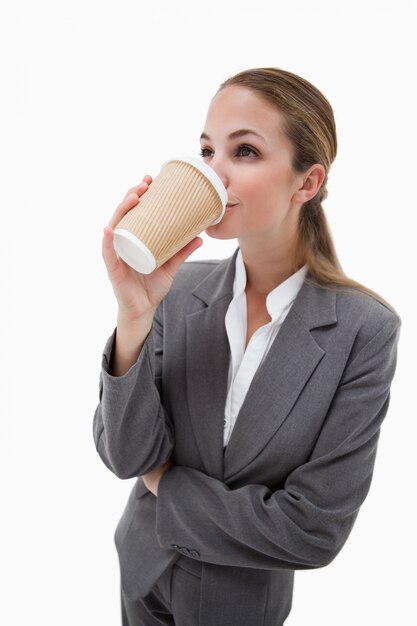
xmin=113 ymin=157 xmax=227 ymax=274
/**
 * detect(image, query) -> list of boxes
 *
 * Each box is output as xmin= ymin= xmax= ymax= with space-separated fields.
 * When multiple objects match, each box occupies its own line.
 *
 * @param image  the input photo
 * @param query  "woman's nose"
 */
xmin=208 ymin=156 xmax=229 ymax=189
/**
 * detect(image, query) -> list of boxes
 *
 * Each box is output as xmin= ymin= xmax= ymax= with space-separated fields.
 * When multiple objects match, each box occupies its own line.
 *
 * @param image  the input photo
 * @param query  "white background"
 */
xmin=1 ymin=0 xmax=416 ymax=624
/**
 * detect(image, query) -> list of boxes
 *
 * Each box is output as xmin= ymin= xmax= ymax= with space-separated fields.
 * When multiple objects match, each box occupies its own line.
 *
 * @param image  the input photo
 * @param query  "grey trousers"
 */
xmin=121 ymin=555 xmax=285 ymax=625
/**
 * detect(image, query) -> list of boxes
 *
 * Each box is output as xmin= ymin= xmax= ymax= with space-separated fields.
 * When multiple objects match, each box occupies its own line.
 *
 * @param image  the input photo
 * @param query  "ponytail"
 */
xmin=293 ymin=193 xmax=396 ymax=312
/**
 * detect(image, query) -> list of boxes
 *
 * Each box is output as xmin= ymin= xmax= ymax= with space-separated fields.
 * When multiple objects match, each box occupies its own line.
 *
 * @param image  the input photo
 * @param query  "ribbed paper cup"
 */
xmin=113 ymin=157 xmax=227 ymax=273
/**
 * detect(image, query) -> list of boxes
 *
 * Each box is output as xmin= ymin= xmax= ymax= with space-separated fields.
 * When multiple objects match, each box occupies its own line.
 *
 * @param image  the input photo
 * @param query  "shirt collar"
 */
xmin=233 ymin=249 xmax=308 ymax=322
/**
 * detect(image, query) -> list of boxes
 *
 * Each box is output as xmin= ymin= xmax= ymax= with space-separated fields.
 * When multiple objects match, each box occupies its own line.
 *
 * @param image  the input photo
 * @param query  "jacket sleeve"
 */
xmin=155 ymin=314 xmax=401 ymax=570
xmin=92 ymin=302 xmax=174 ymax=479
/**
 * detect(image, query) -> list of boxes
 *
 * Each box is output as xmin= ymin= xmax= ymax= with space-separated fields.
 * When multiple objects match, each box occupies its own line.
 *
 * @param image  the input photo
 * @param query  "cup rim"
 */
xmin=113 ymin=228 xmax=157 ymax=274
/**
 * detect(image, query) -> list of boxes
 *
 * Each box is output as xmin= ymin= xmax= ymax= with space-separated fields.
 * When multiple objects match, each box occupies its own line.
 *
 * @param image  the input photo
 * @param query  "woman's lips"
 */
xmin=225 ymin=203 xmax=238 ymax=211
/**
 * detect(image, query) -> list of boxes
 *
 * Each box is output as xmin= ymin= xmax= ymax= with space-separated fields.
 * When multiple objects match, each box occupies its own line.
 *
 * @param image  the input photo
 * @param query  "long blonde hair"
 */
xmin=217 ymin=67 xmax=393 ymax=309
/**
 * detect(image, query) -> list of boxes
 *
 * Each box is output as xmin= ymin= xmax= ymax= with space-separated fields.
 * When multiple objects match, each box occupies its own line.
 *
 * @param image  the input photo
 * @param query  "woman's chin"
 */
xmin=205 ymin=227 xmax=237 ymax=240
xmin=205 ymin=222 xmax=238 ymax=240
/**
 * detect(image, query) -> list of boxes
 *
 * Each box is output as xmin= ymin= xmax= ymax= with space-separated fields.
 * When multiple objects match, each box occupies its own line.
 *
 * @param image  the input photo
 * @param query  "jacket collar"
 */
xmin=191 ymin=248 xmax=237 ymax=305
xmin=192 ymin=247 xmax=338 ymax=330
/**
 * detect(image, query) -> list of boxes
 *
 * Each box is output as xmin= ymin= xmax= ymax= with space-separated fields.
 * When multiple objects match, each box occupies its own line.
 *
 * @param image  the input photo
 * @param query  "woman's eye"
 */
xmin=237 ymin=145 xmax=257 ymax=157
xmin=199 ymin=145 xmax=258 ymax=158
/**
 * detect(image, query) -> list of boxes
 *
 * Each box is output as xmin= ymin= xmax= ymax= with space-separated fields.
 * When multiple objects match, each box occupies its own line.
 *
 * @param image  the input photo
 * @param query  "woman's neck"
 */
xmin=238 ymin=237 xmax=299 ymax=297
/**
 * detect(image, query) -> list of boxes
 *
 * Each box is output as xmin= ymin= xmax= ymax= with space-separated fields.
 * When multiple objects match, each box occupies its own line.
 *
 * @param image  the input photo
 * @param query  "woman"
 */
xmin=94 ymin=67 xmax=401 ymax=625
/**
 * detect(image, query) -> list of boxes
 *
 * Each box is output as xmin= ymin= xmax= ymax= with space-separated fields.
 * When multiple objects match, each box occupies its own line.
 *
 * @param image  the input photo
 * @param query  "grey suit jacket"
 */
xmin=93 ymin=248 xmax=400 ymax=625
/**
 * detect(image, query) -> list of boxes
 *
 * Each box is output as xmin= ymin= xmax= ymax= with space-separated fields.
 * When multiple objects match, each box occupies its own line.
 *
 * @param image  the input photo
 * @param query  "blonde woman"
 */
xmin=94 ymin=67 xmax=401 ymax=625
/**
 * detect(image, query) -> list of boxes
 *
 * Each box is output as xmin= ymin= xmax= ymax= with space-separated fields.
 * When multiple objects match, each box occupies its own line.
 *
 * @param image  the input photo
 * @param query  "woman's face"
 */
xmin=201 ymin=85 xmax=304 ymax=242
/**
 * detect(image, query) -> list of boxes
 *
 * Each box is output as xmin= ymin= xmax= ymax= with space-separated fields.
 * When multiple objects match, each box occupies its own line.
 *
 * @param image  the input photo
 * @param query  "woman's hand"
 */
xmin=142 ymin=458 xmax=174 ymax=496
xmin=102 ymin=175 xmax=203 ymax=321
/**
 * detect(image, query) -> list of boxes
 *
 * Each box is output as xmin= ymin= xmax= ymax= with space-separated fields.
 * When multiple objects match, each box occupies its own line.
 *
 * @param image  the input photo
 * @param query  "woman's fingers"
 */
xmin=102 ymin=226 xmax=120 ymax=276
xmin=124 ymin=175 xmax=153 ymax=200
xmin=108 ymin=185 xmax=145 ymax=230
xmin=161 ymin=237 xmax=203 ymax=280
xmin=108 ymin=176 xmax=153 ymax=230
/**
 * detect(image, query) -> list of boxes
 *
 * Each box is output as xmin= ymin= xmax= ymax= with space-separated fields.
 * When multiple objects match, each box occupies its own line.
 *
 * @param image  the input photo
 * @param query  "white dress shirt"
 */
xmin=223 ymin=250 xmax=308 ymax=447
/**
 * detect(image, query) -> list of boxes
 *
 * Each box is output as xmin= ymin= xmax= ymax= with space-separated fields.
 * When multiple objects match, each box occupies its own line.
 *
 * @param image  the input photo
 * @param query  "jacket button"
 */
xmin=179 ymin=547 xmax=190 ymax=555
xmin=189 ymin=549 xmax=200 ymax=558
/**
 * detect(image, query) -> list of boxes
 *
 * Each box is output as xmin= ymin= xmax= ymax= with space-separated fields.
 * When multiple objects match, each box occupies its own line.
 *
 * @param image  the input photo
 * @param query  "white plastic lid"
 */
xmin=113 ymin=228 xmax=157 ymax=274
xmin=161 ymin=156 xmax=227 ymax=224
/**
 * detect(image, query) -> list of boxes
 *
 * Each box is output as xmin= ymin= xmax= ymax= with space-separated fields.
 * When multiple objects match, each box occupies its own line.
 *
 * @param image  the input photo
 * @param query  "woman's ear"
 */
xmin=292 ymin=164 xmax=326 ymax=205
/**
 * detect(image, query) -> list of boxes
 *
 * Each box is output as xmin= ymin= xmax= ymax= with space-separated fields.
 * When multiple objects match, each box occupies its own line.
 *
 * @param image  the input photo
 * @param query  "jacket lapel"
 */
xmin=185 ymin=249 xmax=338 ymax=482
xmin=223 ymin=278 xmax=338 ymax=481
xmin=185 ymin=251 xmax=237 ymax=480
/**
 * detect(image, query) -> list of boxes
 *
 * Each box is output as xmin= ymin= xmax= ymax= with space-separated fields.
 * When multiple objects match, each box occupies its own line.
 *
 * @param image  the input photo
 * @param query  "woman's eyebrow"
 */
xmin=200 ymin=129 xmax=266 ymax=143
